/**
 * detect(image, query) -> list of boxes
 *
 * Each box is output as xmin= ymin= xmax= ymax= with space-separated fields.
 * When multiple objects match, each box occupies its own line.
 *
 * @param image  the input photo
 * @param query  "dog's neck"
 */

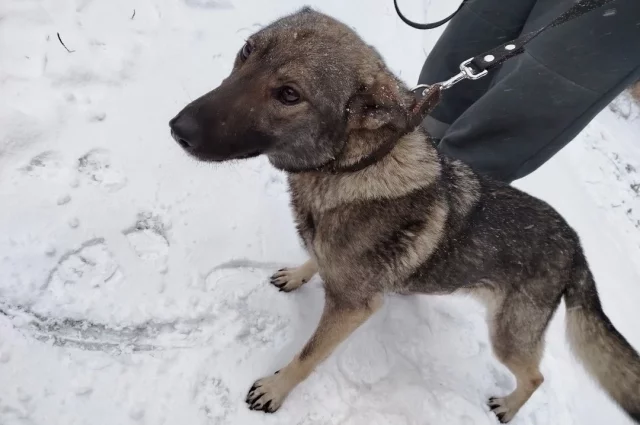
xmin=287 ymin=129 xmax=442 ymax=213
xmin=326 ymin=84 xmax=443 ymax=174
xmin=328 ymin=125 xmax=403 ymax=173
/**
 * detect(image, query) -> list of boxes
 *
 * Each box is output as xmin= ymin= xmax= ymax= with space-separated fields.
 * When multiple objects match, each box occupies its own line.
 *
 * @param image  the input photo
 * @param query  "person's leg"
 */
xmin=434 ymin=0 xmax=640 ymax=182
xmin=418 ymin=0 xmax=538 ymax=138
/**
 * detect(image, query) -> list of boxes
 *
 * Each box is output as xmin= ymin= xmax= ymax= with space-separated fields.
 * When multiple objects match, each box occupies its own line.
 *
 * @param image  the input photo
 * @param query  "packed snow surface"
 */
xmin=1 ymin=0 xmax=639 ymax=424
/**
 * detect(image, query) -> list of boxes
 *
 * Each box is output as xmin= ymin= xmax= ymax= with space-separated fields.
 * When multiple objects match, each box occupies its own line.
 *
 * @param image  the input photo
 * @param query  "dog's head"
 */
xmin=169 ymin=7 xmax=414 ymax=172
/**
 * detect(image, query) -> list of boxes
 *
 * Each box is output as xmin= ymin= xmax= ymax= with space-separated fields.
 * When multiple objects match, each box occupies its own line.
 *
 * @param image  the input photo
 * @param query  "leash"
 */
xmin=327 ymin=0 xmax=615 ymax=173
xmin=399 ymin=0 xmax=615 ymax=96
xmin=394 ymin=0 xmax=469 ymax=30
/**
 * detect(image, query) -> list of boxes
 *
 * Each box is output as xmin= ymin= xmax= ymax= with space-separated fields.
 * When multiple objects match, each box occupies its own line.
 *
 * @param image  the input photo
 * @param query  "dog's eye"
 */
xmin=278 ymin=86 xmax=301 ymax=105
xmin=241 ymin=42 xmax=253 ymax=60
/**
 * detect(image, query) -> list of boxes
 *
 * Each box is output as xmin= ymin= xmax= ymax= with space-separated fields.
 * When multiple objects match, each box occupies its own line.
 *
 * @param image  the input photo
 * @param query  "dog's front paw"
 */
xmin=488 ymin=396 xmax=516 ymax=423
xmin=270 ymin=268 xmax=309 ymax=292
xmin=245 ymin=371 xmax=292 ymax=413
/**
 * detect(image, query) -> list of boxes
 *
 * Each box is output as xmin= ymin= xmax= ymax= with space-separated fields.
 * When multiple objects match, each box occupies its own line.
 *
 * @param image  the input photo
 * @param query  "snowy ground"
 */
xmin=1 ymin=0 xmax=639 ymax=424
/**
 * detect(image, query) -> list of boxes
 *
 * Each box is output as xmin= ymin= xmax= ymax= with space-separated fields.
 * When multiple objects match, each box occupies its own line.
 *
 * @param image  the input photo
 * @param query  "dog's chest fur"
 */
xmin=284 ymin=131 xmax=476 ymax=300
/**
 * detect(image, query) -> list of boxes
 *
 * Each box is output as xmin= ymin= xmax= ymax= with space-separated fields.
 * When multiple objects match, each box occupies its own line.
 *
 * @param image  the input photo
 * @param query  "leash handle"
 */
xmin=408 ymin=0 xmax=616 ymax=91
xmin=393 ymin=0 xmax=468 ymax=30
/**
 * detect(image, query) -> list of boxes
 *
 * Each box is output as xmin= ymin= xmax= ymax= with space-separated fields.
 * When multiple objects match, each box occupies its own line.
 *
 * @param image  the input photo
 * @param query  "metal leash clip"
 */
xmin=412 ymin=57 xmax=488 ymax=94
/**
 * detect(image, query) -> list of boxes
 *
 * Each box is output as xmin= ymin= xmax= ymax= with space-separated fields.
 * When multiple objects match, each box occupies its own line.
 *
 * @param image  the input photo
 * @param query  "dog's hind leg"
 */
xmin=486 ymin=286 xmax=558 ymax=423
xmin=245 ymin=292 xmax=382 ymax=413
xmin=270 ymin=259 xmax=318 ymax=292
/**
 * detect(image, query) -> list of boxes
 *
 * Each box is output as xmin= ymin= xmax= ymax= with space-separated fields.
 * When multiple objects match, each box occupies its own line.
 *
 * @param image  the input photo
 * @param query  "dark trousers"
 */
xmin=418 ymin=0 xmax=640 ymax=182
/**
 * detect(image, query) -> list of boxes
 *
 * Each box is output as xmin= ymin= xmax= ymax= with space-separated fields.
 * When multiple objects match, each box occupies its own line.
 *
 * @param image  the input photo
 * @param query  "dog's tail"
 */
xmin=564 ymin=250 xmax=640 ymax=423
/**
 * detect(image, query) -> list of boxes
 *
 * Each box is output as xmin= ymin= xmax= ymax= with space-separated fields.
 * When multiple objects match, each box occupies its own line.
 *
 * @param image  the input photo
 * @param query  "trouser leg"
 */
xmin=418 ymin=0 xmax=537 ymax=137
xmin=420 ymin=0 xmax=640 ymax=182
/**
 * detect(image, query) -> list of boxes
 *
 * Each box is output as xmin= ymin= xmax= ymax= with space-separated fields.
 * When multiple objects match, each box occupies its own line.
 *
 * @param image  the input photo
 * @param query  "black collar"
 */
xmin=326 ymin=83 xmax=443 ymax=174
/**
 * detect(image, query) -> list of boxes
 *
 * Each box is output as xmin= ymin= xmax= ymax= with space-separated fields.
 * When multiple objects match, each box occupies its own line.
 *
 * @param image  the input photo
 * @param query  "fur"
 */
xmin=169 ymin=8 xmax=640 ymax=423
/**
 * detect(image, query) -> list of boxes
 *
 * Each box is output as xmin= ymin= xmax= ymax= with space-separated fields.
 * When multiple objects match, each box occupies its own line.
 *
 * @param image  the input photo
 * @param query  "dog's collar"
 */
xmin=279 ymin=84 xmax=443 ymax=175
xmin=325 ymin=84 xmax=443 ymax=174
xmin=325 ymin=132 xmax=400 ymax=174
xmin=408 ymin=83 xmax=442 ymax=129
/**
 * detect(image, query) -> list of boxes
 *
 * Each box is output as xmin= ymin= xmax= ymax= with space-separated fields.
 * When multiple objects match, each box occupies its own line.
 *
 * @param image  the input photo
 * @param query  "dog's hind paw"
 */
xmin=270 ymin=267 xmax=311 ymax=292
xmin=488 ymin=397 xmax=515 ymax=423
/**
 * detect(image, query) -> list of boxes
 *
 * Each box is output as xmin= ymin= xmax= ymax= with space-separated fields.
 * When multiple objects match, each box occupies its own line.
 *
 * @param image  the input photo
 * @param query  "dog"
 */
xmin=169 ymin=7 xmax=640 ymax=423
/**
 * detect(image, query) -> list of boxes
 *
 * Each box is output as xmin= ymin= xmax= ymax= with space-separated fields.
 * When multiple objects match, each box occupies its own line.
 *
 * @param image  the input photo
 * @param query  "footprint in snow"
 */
xmin=337 ymin=331 xmax=392 ymax=386
xmin=20 ymin=151 xmax=63 ymax=178
xmin=77 ymin=148 xmax=127 ymax=192
xmin=44 ymin=238 xmax=123 ymax=291
xmin=204 ymin=266 xmax=292 ymax=350
xmin=194 ymin=377 xmax=235 ymax=424
xmin=123 ymin=211 xmax=170 ymax=274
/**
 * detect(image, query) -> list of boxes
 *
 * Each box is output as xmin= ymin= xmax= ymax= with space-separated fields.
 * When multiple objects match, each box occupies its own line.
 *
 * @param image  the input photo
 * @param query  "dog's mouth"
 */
xmin=232 ymin=150 xmax=261 ymax=160
xmin=181 ymin=144 xmax=263 ymax=163
xmin=170 ymin=127 xmax=263 ymax=162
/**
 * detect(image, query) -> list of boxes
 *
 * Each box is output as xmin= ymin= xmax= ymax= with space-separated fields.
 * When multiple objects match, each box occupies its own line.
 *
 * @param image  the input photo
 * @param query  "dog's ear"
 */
xmin=346 ymin=72 xmax=410 ymax=132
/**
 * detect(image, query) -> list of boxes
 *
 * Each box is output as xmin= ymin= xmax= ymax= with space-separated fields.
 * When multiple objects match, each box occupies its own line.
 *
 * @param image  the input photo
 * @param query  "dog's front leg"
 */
xmin=246 ymin=292 xmax=383 ymax=413
xmin=270 ymin=259 xmax=318 ymax=292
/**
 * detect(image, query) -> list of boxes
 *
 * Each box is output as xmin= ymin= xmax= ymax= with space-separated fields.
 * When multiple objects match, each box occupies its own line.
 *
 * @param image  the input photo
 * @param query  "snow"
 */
xmin=0 ymin=0 xmax=639 ymax=424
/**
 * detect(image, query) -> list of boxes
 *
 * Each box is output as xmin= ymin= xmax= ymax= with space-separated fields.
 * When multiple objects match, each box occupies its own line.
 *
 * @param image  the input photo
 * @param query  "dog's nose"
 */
xmin=169 ymin=113 xmax=200 ymax=150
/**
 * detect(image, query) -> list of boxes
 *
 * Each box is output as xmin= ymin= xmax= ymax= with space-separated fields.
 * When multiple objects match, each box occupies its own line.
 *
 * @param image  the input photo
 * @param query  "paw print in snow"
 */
xmin=195 ymin=377 xmax=234 ymax=423
xmin=77 ymin=149 xmax=127 ymax=192
xmin=124 ymin=212 xmax=170 ymax=273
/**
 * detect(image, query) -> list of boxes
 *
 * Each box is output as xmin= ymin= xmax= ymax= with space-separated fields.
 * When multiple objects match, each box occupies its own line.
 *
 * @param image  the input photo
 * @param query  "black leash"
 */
xmin=396 ymin=0 xmax=616 ymax=91
xmin=393 ymin=0 xmax=468 ymax=30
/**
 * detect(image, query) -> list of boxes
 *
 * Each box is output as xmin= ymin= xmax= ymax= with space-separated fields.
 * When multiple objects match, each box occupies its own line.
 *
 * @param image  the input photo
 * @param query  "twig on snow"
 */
xmin=56 ymin=32 xmax=75 ymax=53
xmin=131 ymin=9 xmax=136 ymax=20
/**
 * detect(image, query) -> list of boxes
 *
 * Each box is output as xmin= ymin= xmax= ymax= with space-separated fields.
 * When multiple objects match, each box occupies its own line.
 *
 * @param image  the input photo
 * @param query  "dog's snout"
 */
xmin=169 ymin=113 xmax=201 ymax=150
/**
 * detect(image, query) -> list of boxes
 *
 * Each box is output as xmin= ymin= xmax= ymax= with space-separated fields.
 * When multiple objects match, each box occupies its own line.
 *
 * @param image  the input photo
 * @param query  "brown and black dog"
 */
xmin=169 ymin=7 xmax=640 ymax=423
